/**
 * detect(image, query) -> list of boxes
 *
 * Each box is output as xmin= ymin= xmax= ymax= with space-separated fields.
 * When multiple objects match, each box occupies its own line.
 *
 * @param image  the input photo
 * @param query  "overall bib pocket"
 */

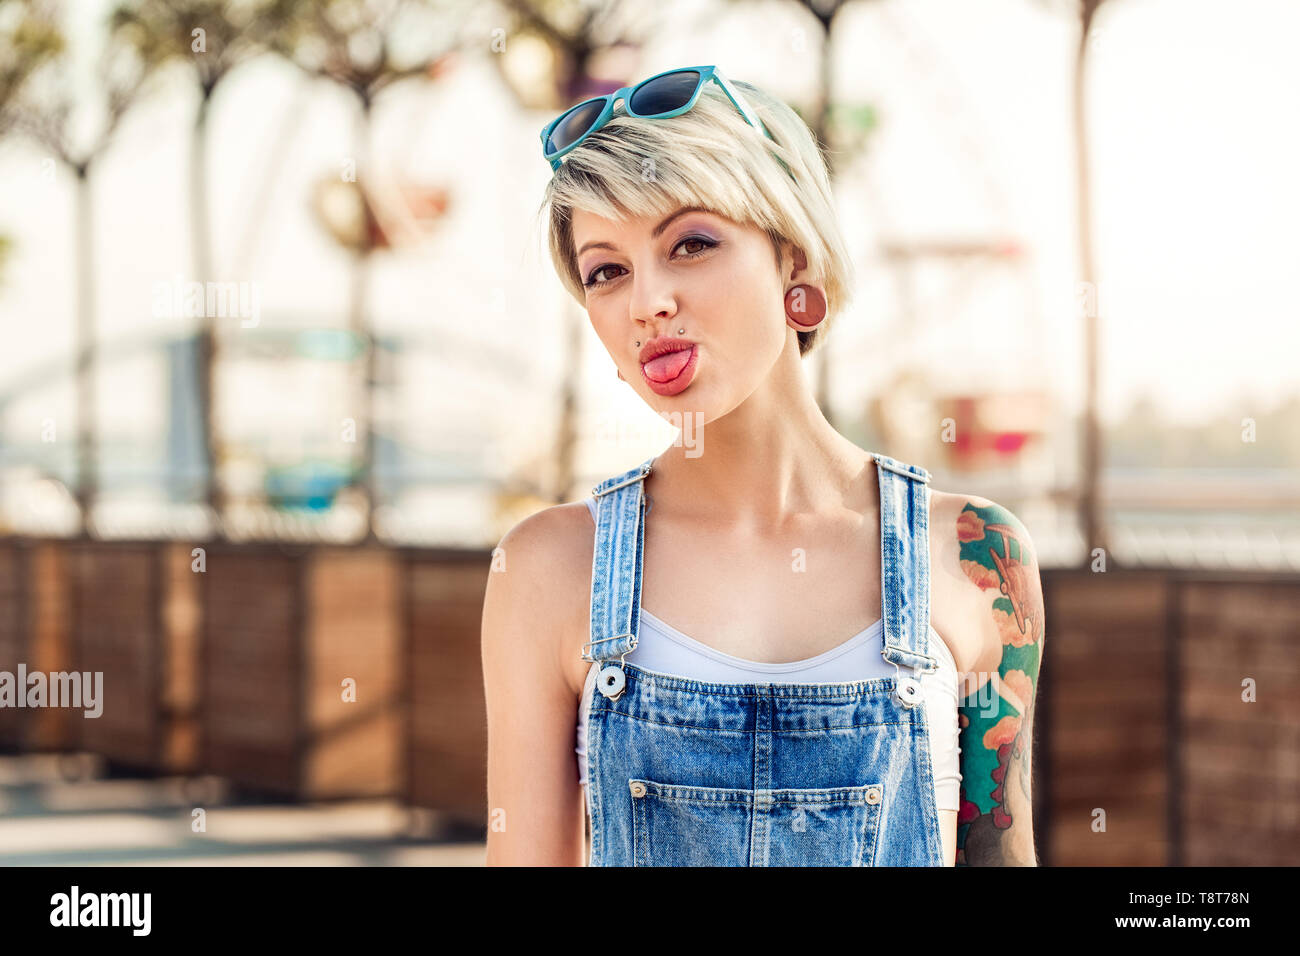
xmin=629 ymin=778 xmax=885 ymax=867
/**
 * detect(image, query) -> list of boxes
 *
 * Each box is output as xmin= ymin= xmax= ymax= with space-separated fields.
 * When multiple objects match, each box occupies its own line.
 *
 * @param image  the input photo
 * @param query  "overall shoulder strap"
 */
xmin=583 ymin=457 xmax=655 ymax=663
xmin=872 ymin=452 xmax=938 ymax=674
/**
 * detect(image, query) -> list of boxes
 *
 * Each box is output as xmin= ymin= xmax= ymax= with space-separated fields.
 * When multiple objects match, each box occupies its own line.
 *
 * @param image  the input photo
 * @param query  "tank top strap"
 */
xmin=871 ymin=452 xmax=939 ymax=675
xmin=583 ymin=456 xmax=655 ymax=663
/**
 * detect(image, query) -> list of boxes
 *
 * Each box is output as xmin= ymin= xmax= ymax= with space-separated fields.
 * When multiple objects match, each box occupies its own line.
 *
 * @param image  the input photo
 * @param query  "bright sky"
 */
xmin=0 ymin=0 xmax=1295 ymax=468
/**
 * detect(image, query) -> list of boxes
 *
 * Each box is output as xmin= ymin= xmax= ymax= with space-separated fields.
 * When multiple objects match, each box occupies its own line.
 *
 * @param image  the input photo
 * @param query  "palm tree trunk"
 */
xmin=73 ymin=164 xmax=95 ymax=535
xmin=351 ymin=97 xmax=377 ymax=541
xmin=1074 ymin=1 xmax=1106 ymax=562
xmin=191 ymin=90 xmax=222 ymax=534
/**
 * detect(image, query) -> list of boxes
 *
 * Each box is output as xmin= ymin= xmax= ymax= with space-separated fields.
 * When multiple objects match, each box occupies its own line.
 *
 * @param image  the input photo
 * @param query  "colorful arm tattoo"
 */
xmin=953 ymin=501 xmax=1045 ymax=866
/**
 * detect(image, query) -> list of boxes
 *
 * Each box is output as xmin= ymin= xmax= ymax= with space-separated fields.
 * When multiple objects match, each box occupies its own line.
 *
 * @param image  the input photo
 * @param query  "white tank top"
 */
xmin=577 ymin=497 xmax=963 ymax=812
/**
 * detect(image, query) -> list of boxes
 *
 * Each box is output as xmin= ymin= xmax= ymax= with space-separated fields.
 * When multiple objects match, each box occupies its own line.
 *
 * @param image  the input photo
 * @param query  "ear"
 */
xmin=783 ymin=240 xmax=811 ymax=281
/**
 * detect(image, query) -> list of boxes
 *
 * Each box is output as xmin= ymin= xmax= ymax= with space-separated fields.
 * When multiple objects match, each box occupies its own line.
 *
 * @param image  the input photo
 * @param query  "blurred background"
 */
xmin=0 ymin=0 xmax=1295 ymax=865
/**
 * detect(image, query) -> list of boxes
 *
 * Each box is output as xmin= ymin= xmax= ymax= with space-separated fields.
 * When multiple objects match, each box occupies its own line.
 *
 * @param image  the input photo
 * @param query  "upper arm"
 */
xmin=481 ymin=504 xmax=592 ymax=866
xmin=942 ymin=495 xmax=1046 ymax=866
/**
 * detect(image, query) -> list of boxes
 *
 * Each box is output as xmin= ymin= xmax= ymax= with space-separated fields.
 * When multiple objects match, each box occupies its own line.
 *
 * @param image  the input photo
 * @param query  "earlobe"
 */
xmin=784 ymin=283 xmax=826 ymax=329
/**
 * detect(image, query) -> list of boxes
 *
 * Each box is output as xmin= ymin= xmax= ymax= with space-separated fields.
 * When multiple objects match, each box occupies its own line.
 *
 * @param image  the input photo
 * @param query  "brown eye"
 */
xmin=675 ymin=236 xmax=715 ymax=257
xmin=585 ymin=264 xmax=626 ymax=287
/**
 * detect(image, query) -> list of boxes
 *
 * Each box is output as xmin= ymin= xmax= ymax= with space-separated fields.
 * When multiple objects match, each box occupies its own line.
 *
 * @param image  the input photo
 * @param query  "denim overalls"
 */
xmin=582 ymin=452 xmax=945 ymax=866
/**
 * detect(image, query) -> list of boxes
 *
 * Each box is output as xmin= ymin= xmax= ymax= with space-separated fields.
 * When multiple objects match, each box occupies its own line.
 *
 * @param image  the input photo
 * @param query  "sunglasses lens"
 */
xmin=628 ymin=69 xmax=700 ymax=116
xmin=545 ymin=98 xmax=606 ymax=156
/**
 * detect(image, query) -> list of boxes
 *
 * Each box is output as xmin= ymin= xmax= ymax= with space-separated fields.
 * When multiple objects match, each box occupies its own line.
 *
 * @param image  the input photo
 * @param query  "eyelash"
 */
xmin=583 ymin=236 xmax=718 ymax=289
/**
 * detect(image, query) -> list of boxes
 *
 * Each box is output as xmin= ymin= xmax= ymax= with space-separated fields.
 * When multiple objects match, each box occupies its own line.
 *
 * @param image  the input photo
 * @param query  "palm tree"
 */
xmin=6 ymin=0 xmax=155 ymax=535
xmin=718 ymin=0 xmax=880 ymax=432
xmin=490 ymin=0 xmax=646 ymax=504
xmin=1070 ymin=0 xmax=1111 ymax=562
xmin=1033 ymin=0 xmax=1114 ymax=561
xmin=272 ymin=0 xmax=457 ymax=542
xmin=786 ymin=0 xmax=849 ymax=429
xmin=110 ymin=0 xmax=295 ymax=537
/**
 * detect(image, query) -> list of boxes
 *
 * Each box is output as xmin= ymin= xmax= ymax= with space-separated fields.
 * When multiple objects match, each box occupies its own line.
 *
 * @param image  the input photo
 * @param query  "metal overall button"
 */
xmin=893 ymin=675 xmax=923 ymax=709
xmin=597 ymin=665 xmax=627 ymax=700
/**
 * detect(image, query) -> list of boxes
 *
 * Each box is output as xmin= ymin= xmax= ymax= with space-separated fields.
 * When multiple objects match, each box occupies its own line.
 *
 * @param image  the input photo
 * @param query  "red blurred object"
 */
xmin=993 ymin=432 xmax=1029 ymax=454
xmin=941 ymin=391 xmax=1046 ymax=469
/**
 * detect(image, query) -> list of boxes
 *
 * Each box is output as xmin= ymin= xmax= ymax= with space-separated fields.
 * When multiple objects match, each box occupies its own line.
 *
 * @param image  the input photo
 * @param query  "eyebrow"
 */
xmin=576 ymin=205 xmax=714 ymax=258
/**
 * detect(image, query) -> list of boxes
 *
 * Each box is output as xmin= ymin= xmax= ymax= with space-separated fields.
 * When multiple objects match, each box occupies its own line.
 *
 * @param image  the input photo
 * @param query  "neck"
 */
xmin=647 ymin=344 xmax=872 ymax=528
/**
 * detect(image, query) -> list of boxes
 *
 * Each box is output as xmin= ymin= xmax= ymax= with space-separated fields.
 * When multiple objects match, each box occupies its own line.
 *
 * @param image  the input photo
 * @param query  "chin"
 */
xmin=644 ymin=390 xmax=724 ymax=432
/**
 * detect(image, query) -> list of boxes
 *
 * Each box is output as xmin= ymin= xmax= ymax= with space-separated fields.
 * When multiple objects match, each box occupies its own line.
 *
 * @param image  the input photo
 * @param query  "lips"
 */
xmin=637 ymin=338 xmax=699 ymax=396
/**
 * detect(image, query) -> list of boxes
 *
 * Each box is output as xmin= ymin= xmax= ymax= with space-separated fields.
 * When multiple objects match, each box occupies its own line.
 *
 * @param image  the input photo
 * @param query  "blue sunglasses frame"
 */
xmin=540 ymin=65 xmax=774 ymax=171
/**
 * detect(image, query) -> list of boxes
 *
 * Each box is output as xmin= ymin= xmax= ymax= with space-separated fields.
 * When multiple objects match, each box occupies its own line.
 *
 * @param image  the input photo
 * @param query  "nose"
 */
xmin=628 ymin=260 xmax=679 ymax=331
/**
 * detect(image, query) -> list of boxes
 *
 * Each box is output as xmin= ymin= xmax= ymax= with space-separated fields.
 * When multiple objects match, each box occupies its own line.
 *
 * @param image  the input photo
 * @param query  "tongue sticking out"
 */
xmin=642 ymin=347 xmax=693 ymax=383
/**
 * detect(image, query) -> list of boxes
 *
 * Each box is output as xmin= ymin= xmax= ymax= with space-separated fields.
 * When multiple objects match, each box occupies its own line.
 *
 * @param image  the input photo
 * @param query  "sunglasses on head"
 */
xmin=540 ymin=65 xmax=780 ymax=172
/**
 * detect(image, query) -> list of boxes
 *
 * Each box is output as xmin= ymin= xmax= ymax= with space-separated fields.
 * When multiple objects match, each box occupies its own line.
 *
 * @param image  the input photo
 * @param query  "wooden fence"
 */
xmin=1 ymin=536 xmax=1295 ymax=863
xmin=1039 ymin=568 xmax=1300 ymax=866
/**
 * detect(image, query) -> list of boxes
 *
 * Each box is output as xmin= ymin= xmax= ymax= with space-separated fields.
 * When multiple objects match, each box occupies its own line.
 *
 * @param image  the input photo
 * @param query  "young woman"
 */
xmin=482 ymin=66 xmax=1046 ymax=866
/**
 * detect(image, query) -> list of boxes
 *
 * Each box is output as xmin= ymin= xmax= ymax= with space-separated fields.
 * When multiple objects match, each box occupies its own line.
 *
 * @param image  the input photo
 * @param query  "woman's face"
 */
xmin=572 ymin=204 xmax=793 ymax=421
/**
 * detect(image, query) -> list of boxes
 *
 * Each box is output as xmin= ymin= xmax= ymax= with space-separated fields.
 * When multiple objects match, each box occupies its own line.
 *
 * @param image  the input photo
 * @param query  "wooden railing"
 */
xmin=2 ymin=536 xmax=1296 ymax=863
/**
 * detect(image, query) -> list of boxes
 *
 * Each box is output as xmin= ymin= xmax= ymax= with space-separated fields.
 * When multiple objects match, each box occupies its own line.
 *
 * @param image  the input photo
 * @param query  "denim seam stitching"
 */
xmin=638 ymin=784 xmax=884 ymax=803
xmin=913 ymin=693 xmax=944 ymax=865
xmin=588 ymin=711 xmax=916 ymax=732
xmin=864 ymin=793 xmax=884 ymax=866
xmin=604 ymin=667 xmax=909 ymax=699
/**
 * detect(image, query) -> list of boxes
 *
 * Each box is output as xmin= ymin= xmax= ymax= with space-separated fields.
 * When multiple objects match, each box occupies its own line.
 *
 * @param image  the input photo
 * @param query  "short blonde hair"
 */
xmin=539 ymin=76 xmax=854 ymax=356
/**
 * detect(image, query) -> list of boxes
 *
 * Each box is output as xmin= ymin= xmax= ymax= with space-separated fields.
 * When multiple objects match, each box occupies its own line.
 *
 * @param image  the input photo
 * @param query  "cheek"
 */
xmin=695 ymin=269 xmax=785 ymax=349
xmin=589 ymin=308 xmax=631 ymax=358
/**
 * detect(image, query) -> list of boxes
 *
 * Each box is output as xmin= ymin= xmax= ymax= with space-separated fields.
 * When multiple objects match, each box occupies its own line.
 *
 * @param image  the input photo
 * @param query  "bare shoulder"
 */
xmin=493 ymin=500 xmax=596 ymax=581
xmin=482 ymin=501 xmax=596 ymax=696
xmin=927 ymin=489 xmax=1045 ymax=676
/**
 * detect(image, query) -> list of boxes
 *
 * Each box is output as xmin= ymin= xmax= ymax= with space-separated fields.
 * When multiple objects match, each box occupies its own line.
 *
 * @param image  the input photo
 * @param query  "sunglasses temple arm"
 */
xmin=712 ymin=73 xmax=773 ymax=141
